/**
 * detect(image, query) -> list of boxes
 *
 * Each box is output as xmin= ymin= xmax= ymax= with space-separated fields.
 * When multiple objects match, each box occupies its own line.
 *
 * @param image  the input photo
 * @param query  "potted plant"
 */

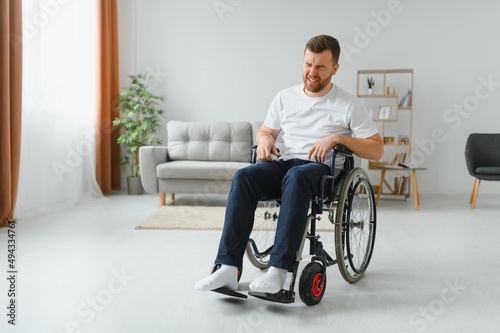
xmin=113 ymin=74 xmax=165 ymax=194
xmin=367 ymin=77 xmax=375 ymax=95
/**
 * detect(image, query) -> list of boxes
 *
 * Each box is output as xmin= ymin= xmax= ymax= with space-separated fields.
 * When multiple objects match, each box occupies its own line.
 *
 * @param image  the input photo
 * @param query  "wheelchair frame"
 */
xmin=214 ymin=145 xmax=377 ymax=306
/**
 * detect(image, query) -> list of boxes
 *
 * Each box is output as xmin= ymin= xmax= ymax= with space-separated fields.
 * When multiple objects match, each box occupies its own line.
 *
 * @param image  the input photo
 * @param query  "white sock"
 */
xmin=194 ymin=265 xmax=238 ymax=291
xmin=249 ymin=266 xmax=287 ymax=294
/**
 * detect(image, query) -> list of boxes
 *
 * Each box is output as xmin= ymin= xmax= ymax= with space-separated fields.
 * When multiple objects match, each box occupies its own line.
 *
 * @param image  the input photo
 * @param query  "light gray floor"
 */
xmin=1 ymin=192 xmax=500 ymax=333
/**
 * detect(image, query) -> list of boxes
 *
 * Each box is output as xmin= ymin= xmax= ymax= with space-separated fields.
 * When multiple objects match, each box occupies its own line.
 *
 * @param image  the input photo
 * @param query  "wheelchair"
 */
xmin=214 ymin=145 xmax=377 ymax=306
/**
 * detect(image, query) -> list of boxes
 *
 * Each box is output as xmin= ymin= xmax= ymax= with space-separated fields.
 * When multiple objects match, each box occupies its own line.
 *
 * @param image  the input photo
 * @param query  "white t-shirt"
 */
xmin=264 ymin=83 xmax=378 ymax=164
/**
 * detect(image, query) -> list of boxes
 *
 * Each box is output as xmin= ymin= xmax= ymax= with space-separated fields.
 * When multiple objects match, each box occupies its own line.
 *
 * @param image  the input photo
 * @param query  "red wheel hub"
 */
xmin=311 ymin=273 xmax=324 ymax=297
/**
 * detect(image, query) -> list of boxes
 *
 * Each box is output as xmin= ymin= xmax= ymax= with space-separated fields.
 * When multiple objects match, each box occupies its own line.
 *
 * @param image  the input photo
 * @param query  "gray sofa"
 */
xmin=139 ymin=120 xmax=273 ymax=205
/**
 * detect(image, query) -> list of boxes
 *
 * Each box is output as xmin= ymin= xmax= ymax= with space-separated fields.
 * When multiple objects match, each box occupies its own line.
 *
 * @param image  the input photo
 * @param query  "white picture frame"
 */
xmin=378 ymin=106 xmax=391 ymax=119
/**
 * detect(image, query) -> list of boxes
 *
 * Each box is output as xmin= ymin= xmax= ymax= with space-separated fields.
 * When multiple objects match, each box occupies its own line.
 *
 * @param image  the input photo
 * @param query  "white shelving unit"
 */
xmin=356 ymin=68 xmax=414 ymax=199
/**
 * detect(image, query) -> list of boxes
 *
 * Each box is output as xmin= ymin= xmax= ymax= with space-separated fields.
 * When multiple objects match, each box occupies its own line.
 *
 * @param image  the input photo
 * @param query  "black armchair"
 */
xmin=464 ymin=133 xmax=500 ymax=208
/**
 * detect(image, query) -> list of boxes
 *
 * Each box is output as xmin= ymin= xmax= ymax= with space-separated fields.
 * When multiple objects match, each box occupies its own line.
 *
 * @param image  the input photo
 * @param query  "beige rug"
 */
xmin=136 ymin=206 xmax=226 ymax=230
xmin=135 ymin=205 xmax=334 ymax=231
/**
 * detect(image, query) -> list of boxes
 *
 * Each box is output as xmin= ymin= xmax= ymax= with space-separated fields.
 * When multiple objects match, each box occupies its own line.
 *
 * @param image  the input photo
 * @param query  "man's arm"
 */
xmin=307 ymin=133 xmax=384 ymax=163
xmin=255 ymin=125 xmax=281 ymax=162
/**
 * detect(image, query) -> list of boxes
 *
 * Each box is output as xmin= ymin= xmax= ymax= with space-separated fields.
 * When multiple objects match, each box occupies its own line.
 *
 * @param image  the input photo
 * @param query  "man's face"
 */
xmin=302 ymin=49 xmax=339 ymax=96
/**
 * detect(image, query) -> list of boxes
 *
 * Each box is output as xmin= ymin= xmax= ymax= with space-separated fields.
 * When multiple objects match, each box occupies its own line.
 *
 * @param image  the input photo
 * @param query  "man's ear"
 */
xmin=332 ymin=63 xmax=340 ymax=76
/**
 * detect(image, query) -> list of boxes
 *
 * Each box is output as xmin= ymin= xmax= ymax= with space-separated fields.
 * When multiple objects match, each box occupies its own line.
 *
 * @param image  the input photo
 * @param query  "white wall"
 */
xmin=118 ymin=0 xmax=500 ymax=195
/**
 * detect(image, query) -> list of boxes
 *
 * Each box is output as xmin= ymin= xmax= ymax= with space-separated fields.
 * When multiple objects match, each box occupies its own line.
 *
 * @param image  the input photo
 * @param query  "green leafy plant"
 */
xmin=112 ymin=74 xmax=165 ymax=178
xmin=367 ymin=77 xmax=375 ymax=89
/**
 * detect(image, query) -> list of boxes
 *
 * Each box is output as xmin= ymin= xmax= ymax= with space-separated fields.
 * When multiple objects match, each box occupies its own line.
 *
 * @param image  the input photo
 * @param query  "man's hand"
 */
xmin=307 ymin=134 xmax=338 ymax=163
xmin=308 ymin=133 xmax=384 ymax=162
xmin=257 ymin=143 xmax=280 ymax=162
xmin=256 ymin=125 xmax=281 ymax=162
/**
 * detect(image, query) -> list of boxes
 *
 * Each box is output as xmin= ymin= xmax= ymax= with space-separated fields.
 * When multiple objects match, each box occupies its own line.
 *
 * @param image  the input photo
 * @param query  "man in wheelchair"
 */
xmin=195 ymin=35 xmax=383 ymax=299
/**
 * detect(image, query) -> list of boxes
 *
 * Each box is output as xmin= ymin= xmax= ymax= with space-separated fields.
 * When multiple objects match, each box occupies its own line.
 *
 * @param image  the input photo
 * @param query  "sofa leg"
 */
xmin=171 ymin=193 xmax=175 ymax=201
xmin=159 ymin=192 xmax=166 ymax=206
xmin=470 ymin=178 xmax=480 ymax=208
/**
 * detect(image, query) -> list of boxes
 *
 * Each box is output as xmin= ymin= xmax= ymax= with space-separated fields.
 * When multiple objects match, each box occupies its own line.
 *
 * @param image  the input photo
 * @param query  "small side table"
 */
xmin=376 ymin=165 xmax=427 ymax=210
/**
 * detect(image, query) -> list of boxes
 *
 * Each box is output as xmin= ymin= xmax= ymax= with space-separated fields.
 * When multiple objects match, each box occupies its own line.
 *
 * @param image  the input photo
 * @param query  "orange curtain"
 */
xmin=0 ymin=0 xmax=22 ymax=227
xmin=96 ymin=0 xmax=121 ymax=194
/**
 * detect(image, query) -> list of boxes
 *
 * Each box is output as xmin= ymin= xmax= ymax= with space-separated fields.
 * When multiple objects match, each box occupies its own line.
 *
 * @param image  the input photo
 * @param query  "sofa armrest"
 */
xmin=139 ymin=146 xmax=168 ymax=194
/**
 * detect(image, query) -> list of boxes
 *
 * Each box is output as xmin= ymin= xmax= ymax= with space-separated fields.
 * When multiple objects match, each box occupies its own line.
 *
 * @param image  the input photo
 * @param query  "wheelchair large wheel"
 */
xmin=246 ymin=200 xmax=280 ymax=269
xmin=334 ymin=167 xmax=376 ymax=283
xmin=246 ymin=200 xmax=279 ymax=269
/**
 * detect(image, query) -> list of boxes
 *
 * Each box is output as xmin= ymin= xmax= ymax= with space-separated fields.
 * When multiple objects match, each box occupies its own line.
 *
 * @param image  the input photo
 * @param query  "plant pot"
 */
xmin=368 ymin=88 xmax=374 ymax=95
xmin=127 ymin=176 xmax=144 ymax=195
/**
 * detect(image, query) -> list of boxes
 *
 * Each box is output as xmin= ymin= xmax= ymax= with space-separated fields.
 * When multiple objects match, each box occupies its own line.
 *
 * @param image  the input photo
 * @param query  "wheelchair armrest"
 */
xmin=251 ymin=145 xmax=257 ymax=164
xmin=333 ymin=145 xmax=353 ymax=155
xmin=329 ymin=145 xmax=355 ymax=179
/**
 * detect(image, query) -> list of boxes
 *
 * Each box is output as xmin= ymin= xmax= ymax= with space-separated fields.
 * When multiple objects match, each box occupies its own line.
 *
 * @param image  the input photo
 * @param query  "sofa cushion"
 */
xmin=167 ymin=121 xmax=252 ymax=162
xmin=157 ymin=160 xmax=250 ymax=180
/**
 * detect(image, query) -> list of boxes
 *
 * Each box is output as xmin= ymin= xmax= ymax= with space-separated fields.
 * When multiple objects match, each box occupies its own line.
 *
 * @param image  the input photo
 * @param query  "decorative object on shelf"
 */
xmin=367 ymin=77 xmax=375 ymax=94
xmin=383 ymin=136 xmax=395 ymax=145
xmin=378 ymin=105 xmax=391 ymax=119
xmin=398 ymin=135 xmax=410 ymax=145
xmin=399 ymin=88 xmax=411 ymax=107
xmin=113 ymin=73 xmax=166 ymax=195
xmin=386 ymin=86 xmax=398 ymax=95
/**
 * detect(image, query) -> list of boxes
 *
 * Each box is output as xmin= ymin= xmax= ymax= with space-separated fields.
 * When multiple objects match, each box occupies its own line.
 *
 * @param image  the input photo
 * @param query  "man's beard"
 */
xmin=304 ymin=75 xmax=331 ymax=93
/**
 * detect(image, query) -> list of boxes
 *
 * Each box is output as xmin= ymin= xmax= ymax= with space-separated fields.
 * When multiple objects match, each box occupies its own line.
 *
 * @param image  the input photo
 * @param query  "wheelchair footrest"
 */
xmin=211 ymin=287 xmax=248 ymax=299
xmin=248 ymin=289 xmax=295 ymax=304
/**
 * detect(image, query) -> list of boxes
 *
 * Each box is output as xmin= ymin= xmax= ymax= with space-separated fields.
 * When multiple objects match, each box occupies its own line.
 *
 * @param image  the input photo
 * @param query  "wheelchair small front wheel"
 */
xmin=299 ymin=262 xmax=327 ymax=306
xmin=334 ymin=167 xmax=377 ymax=283
xmin=246 ymin=200 xmax=279 ymax=269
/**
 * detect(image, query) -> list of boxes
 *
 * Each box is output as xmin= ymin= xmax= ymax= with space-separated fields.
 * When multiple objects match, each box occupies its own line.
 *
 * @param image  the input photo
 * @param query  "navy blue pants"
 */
xmin=215 ymin=159 xmax=330 ymax=270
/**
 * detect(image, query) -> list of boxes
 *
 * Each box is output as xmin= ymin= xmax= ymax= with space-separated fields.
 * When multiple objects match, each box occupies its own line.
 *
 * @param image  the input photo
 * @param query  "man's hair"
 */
xmin=305 ymin=35 xmax=341 ymax=64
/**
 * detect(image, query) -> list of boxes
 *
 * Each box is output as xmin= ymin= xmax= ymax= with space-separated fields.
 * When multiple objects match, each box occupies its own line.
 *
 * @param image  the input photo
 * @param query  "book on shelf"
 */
xmin=391 ymin=176 xmax=409 ymax=195
xmin=398 ymin=151 xmax=406 ymax=164
xmin=401 ymin=147 xmax=409 ymax=163
xmin=399 ymin=176 xmax=408 ymax=194
xmin=398 ymin=162 xmax=419 ymax=168
xmin=398 ymin=89 xmax=411 ymax=107
xmin=389 ymin=153 xmax=399 ymax=165
xmin=389 ymin=151 xmax=408 ymax=166
xmin=393 ymin=177 xmax=399 ymax=194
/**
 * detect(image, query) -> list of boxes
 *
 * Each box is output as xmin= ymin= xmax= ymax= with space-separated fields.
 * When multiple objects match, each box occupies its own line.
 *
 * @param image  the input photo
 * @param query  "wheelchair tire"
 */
xmin=334 ymin=167 xmax=377 ymax=283
xmin=246 ymin=200 xmax=280 ymax=269
xmin=299 ymin=262 xmax=326 ymax=306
